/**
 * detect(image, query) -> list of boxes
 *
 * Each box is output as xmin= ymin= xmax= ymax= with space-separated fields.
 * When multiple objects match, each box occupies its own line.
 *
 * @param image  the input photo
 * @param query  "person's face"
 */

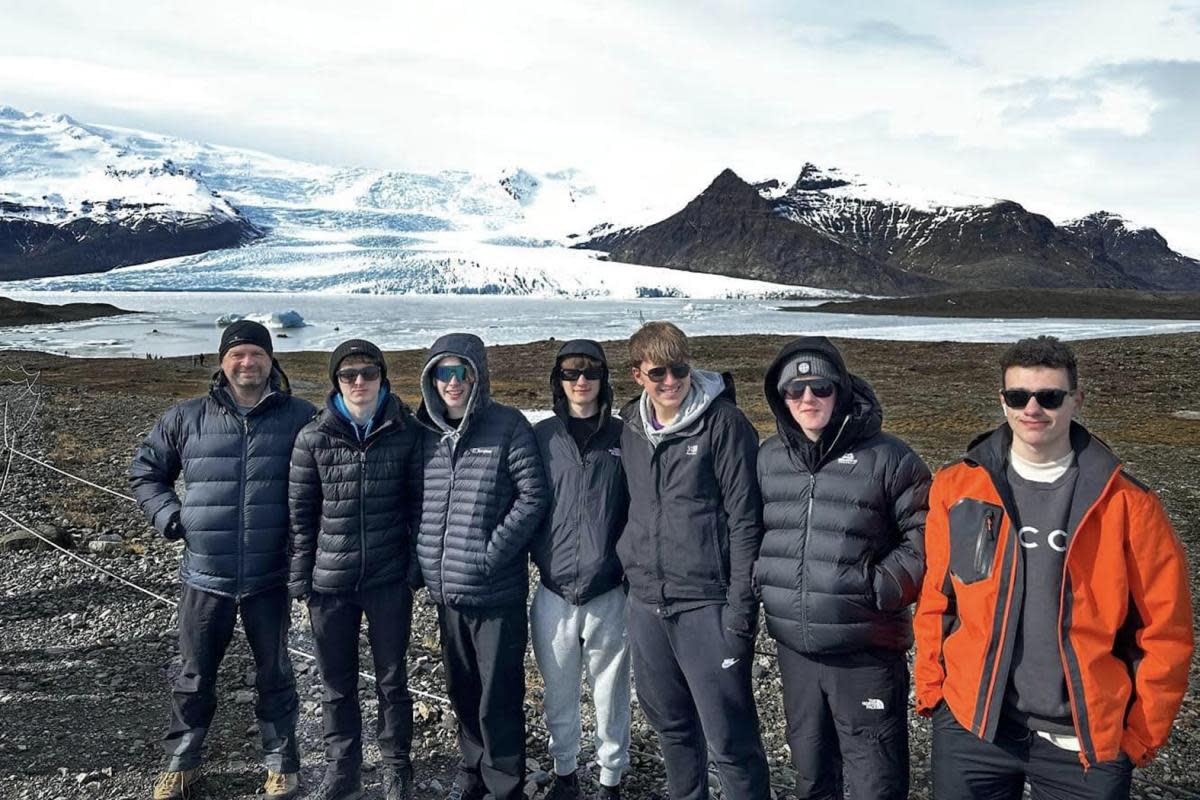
xmin=1001 ymin=366 xmax=1082 ymax=455
xmin=560 ymin=359 xmax=602 ymax=407
xmin=221 ymin=344 xmax=271 ymax=391
xmin=782 ymin=378 xmax=838 ymax=441
xmin=435 ymin=356 xmax=475 ymax=414
xmin=336 ymin=358 xmax=382 ymax=407
xmin=632 ymin=359 xmax=692 ymax=416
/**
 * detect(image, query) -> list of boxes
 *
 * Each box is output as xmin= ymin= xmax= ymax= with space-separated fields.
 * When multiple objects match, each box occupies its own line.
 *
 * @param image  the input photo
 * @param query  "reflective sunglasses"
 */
xmin=1001 ymin=388 xmax=1070 ymax=410
xmin=781 ymin=378 xmax=836 ymax=400
xmin=561 ymin=366 xmax=603 ymax=382
xmin=336 ymin=365 xmax=382 ymax=383
xmin=642 ymin=363 xmax=691 ymax=383
xmin=435 ymin=364 xmax=472 ymax=383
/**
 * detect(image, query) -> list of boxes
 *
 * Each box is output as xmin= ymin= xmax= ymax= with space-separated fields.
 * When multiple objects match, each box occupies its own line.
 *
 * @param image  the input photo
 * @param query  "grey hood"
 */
xmin=417 ymin=332 xmax=491 ymax=440
xmin=640 ymin=367 xmax=727 ymax=446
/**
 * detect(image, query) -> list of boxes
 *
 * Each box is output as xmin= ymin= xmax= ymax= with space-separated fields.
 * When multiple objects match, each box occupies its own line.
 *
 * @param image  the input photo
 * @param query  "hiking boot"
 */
xmin=545 ymin=773 xmax=581 ymax=800
xmin=152 ymin=767 xmax=201 ymax=800
xmin=306 ymin=770 xmax=362 ymax=800
xmin=595 ymin=783 xmax=621 ymax=800
xmin=445 ymin=780 xmax=487 ymax=800
xmin=263 ymin=770 xmax=299 ymax=798
xmin=382 ymin=766 xmax=415 ymax=800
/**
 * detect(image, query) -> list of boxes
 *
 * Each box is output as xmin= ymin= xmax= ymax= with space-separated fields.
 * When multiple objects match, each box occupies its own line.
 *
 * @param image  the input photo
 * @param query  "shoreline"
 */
xmin=781 ymin=288 xmax=1200 ymax=320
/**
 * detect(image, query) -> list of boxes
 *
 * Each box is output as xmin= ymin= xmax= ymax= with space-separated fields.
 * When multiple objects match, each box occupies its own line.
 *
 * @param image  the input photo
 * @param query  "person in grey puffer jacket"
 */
xmin=617 ymin=321 xmax=769 ymax=800
xmin=412 ymin=333 xmax=548 ymax=800
xmin=288 ymin=339 xmax=420 ymax=800
xmin=756 ymin=336 xmax=930 ymax=800
xmin=530 ymin=340 xmax=630 ymax=800
xmin=129 ymin=320 xmax=315 ymax=800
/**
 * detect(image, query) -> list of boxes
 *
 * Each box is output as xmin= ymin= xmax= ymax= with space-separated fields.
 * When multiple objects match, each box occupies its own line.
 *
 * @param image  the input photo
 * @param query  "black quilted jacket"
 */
xmin=287 ymin=390 xmax=420 ymax=596
xmin=412 ymin=333 xmax=549 ymax=608
xmin=129 ymin=365 xmax=317 ymax=598
xmin=756 ymin=337 xmax=931 ymax=654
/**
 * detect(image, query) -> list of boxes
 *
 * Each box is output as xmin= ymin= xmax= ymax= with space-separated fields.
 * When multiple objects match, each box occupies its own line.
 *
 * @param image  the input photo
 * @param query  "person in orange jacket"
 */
xmin=914 ymin=336 xmax=1193 ymax=799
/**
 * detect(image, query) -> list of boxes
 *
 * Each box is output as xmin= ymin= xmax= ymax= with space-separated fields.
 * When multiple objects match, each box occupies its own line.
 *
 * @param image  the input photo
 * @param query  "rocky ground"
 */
xmin=783 ymin=288 xmax=1200 ymax=320
xmin=0 ymin=333 xmax=1197 ymax=799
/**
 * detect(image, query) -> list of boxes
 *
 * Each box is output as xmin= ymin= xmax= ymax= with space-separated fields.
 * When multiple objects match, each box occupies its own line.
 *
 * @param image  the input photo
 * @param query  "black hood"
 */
xmin=417 ymin=332 xmax=491 ymax=434
xmin=549 ymin=339 xmax=613 ymax=423
xmin=763 ymin=336 xmax=882 ymax=458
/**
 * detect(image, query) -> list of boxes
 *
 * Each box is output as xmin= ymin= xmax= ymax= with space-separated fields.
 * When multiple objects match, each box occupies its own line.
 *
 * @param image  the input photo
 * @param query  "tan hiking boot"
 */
xmin=263 ymin=770 xmax=300 ymax=798
xmin=152 ymin=767 xmax=201 ymax=799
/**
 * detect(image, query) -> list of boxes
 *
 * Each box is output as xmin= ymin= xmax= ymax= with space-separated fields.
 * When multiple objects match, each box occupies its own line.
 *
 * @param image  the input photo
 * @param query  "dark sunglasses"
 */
xmin=642 ymin=363 xmax=691 ymax=383
xmin=561 ymin=366 xmax=603 ymax=382
xmin=781 ymin=378 xmax=836 ymax=400
xmin=1001 ymin=388 xmax=1070 ymax=410
xmin=435 ymin=364 xmax=472 ymax=383
xmin=336 ymin=365 xmax=382 ymax=383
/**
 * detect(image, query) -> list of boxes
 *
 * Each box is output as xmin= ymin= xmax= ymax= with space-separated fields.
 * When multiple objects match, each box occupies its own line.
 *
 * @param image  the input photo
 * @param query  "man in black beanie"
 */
xmin=289 ymin=339 xmax=421 ymax=800
xmin=131 ymin=320 xmax=315 ymax=800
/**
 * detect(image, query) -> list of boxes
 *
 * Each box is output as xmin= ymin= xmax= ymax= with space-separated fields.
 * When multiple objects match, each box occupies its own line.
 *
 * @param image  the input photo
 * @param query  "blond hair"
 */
xmin=628 ymin=321 xmax=690 ymax=368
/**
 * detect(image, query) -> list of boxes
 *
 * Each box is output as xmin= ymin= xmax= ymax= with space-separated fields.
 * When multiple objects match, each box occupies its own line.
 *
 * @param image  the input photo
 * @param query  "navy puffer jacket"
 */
xmin=756 ymin=337 xmax=931 ymax=654
xmin=287 ymin=390 xmax=420 ymax=596
xmin=129 ymin=365 xmax=317 ymax=598
xmin=413 ymin=333 xmax=549 ymax=608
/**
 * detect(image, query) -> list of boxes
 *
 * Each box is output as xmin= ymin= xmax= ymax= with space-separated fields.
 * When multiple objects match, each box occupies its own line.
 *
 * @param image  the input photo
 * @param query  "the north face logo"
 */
xmin=837 ymin=452 xmax=857 ymax=465
xmin=862 ymin=698 xmax=885 ymax=711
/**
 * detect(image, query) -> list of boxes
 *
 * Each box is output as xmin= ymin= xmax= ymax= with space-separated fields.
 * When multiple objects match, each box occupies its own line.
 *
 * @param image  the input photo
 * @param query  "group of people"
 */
xmin=129 ymin=318 xmax=1194 ymax=800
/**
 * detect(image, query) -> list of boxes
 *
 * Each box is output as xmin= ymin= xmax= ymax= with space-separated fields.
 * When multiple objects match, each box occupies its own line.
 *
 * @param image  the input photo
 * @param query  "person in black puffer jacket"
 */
xmin=530 ymin=340 xmax=630 ymax=800
xmin=288 ymin=339 xmax=420 ymax=800
xmin=412 ymin=333 xmax=548 ymax=800
xmin=129 ymin=321 xmax=315 ymax=799
xmin=756 ymin=336 xmax=931 ymax=800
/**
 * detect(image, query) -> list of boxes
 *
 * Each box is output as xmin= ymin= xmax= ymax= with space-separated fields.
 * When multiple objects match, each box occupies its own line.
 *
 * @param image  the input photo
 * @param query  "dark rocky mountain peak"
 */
xmin=794 ymin=163 xmax=851 ymax=191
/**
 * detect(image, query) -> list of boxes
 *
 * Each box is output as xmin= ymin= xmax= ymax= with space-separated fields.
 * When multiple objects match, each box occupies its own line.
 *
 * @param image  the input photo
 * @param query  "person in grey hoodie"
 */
xmin=617 ymin=321 xmax=770 ymax=800
xmin=531 ymin=340 xmax=630 ymax=800
xmin=411 ymin=333 xmax=549 ymax=800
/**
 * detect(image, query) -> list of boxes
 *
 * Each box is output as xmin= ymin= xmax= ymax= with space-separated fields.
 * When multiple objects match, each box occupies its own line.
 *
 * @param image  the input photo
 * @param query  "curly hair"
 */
xmin=1000 ymin=336 xmax=1078 ymax=389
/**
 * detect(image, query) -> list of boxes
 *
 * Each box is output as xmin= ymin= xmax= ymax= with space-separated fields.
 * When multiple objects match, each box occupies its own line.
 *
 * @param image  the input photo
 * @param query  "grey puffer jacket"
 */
xmin=532 ymin=339 xmax=628 ymax=605
xmin=756 ymin=336 xmax=931 ymax=654
xmin=287 ymin=390 xmax=420 ymax=596
xmin=413 ymin=333 xmax=549 ymax=608
xmin=618 ymin=368 xmax=763 ymax=640
xmin=129 ymin=365 xmax=317 ymax=598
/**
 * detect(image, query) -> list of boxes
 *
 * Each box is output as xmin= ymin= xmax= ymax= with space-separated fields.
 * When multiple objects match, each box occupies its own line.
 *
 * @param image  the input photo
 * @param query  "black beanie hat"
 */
xmin=219 ymin=320 xmax=273 ymax=360
xmin=329 ymin=339 xmax=387 ymax=387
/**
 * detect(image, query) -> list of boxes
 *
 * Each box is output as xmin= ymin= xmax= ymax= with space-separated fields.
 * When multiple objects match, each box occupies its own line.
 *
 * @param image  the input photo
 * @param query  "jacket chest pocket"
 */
xmin=948 ymin=498 xmax=1004 ymax=585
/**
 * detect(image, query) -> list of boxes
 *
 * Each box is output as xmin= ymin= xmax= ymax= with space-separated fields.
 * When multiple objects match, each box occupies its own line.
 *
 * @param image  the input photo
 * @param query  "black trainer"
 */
xmin=596 ymin=783 xmax=621 ymax=800
xmin=445 ymin=780 xmax=486 ymax=800
xmin=545 ymin=773 xmax=581 ymax=800
xmin=306 ymin=770 xmax=362 ymax=800
xmin=383 ymin=766 xmax=414 ymax=800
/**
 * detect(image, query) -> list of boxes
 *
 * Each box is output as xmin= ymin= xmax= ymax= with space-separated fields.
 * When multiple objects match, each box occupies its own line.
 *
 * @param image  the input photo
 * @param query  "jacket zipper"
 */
xmin=438 ymin=436 xmax=457 ymax=599
xmin=974 ymin=512 xmax=996 ymax=578
xmin=356 ymin=449 xmax=367 ymax=590
xmin=800 ymin=472 xmax=816 ymax=651
xmin=571 ymin=432 xmax=586 ymax=604
xmin=236 ymin=415 xmax=249 ymax=599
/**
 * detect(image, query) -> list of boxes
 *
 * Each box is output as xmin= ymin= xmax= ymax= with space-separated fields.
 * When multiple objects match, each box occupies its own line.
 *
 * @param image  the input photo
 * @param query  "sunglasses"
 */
xmin=642 ymin=363 xmax=691 ymax=383
xmin=435 ymin=364 xmax=472 ymax=383
xmin=781 ymin=378 xmax=836 ymax=400
xmin=561 ymin=366 xmax=603 ymax=382
xmin=337 ymin=365 xmax=382 ymax=383
xmin=1001 ymin=388 xmax=1070 ymax=410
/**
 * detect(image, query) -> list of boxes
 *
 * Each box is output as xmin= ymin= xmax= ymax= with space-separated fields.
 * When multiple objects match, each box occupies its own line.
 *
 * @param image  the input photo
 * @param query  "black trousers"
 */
xmin=308 ymin=584 xmax=415 ymax=777
xmin=932 ymin=703 xmax=1134 ymax=800
xmin=776 ymin=645 xmax=910 ymax=800
xmin=163 ymin=584 xmax=299 ymax=772
xmin=438 ymin=603 xmax=528 ymax=800
xmin=628 ymin=598 xmax=770 ymax=800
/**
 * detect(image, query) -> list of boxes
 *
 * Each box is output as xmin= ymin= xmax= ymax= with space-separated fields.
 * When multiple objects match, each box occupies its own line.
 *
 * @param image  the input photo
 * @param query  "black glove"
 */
xmin=163 ymin=512 xmax=185 ymax=541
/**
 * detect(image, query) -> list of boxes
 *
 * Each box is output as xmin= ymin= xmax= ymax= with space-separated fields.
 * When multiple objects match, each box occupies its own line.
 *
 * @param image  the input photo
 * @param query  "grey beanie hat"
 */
xmin=776 ymin=351 xmax=840 ymax=395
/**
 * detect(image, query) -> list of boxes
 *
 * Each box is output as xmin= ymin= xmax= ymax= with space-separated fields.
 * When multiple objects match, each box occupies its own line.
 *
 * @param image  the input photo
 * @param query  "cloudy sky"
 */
xmin=2 ymin=0 xmax=1198 ymax=254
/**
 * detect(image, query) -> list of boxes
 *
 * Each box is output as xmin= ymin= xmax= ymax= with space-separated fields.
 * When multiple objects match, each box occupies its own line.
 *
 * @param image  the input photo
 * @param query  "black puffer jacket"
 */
xmin=129 ymin=365 xmax=317 ymax=598
xmin=756 ymin=337 xmax=931 ymax=654
xmin=532 ymin=340 xmax=627 ymax=605
xmin=618 ymin=368 xmax=763 ymax=639
xmin=287 ymin=390 xmax=420 ymax=596
xmin=413 ymin=333 xmax=549 ymax=608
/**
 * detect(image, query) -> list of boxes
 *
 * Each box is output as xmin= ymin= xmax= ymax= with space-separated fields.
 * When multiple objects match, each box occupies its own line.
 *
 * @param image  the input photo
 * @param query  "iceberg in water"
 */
xmin=216 ymin=310 xmax=306 ymax=329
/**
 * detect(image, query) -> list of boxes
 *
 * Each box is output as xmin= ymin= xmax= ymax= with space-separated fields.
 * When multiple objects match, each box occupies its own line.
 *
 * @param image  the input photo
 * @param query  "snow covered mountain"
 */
xmin=585 ymin=164 xmax=1200 ymax=294
xmin=0 ymin=107 xmax=825 ymax=299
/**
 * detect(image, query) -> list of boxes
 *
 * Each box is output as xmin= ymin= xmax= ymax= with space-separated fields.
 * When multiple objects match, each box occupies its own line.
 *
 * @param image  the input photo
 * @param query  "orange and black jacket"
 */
xmin=914 ymin=422 xmax=1193 ymax=767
